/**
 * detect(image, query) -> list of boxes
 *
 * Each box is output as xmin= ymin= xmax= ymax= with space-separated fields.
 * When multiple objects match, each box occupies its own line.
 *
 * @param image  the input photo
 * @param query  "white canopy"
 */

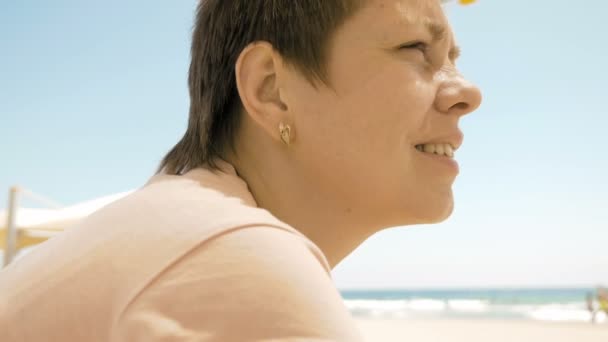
xmin=1 ymin=190 xmax=132 ymax=265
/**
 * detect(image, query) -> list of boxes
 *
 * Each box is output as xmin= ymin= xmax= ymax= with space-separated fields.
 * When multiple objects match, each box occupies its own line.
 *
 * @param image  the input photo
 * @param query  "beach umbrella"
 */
xmin=443 ymin=0 xmax=478 ymax=4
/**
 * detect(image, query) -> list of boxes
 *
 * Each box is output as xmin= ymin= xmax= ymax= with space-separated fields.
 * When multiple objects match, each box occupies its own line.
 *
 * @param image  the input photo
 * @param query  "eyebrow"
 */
xmin=424 ymin=18 xmax=461 ymax=63
xmin=396 ymin=7 xmax=462 ymax=63
xmin=425 ymin=20 xmax=447 ymax=42
xmin=449 ymin=45 xmax=461 ymax=62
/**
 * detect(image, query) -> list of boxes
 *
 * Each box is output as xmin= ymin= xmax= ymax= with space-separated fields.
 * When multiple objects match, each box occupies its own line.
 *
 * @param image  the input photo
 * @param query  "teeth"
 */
xmin=416 ymin=143 xmax=456 ymax=158
xmin=445 ymin=144 xmax=454 ymax=158
xmin=435 ymin=144 xmax=445 ymax=155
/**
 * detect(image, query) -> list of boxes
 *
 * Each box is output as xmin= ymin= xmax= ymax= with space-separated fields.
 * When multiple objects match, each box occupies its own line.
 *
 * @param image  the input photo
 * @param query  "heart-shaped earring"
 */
xmin=279 ymin=122 xmax=291 ymax=146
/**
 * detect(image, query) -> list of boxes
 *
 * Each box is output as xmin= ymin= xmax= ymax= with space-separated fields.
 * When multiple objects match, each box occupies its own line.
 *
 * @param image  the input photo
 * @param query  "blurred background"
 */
xmin=1 ymin=0 xmax=607 ymax=325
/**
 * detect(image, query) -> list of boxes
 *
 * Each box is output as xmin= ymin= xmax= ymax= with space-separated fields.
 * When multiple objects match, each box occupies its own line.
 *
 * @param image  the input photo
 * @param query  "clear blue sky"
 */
xmin=1 ymin=0 xmax=607 ymax=288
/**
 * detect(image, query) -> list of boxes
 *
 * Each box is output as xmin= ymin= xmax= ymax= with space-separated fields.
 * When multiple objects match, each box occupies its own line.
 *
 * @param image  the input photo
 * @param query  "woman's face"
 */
xmin=284 ymin=0 xmax=482 ymax=228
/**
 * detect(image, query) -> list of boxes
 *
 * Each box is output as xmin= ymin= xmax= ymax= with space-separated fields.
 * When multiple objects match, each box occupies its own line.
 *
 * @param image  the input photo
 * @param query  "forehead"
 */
xmin=362 ymin=0 xmax=447 ymax=21
xmin=349 ymin=0 xmax=453 ymax=42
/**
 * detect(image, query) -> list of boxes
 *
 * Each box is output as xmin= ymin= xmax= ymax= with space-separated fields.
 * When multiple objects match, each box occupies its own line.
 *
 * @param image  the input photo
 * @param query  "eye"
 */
xmin=398 ymin=41 xmax=441 ymax=71
xmin=399 ymin=41 xmax=429 ymax=54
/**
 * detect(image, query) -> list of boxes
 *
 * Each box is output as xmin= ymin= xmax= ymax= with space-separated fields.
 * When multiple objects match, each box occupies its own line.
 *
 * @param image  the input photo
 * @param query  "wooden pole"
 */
xmin=4 ymin=186 xmax=20 ymax=267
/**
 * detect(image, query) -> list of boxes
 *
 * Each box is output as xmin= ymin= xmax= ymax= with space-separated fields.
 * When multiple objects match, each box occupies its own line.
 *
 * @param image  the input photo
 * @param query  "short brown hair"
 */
xmin=158 ymin=0 xmax=362 ymax=174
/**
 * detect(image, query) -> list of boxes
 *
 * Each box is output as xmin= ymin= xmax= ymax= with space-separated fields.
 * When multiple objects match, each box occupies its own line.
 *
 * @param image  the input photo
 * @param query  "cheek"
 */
xmin=330 ymin=66 xmax=435 ymax=149
xmin=292 ymin=61 xmax=435 ymax=167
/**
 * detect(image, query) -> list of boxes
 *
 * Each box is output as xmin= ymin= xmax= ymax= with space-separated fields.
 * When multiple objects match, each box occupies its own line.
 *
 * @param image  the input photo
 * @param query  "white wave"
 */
xmin=405 ymin=299 xmax=447 ymax=312
xmin=526 ymin=305 xmax=592 ymax=322
xmin=344 ymin=299 xmax=409 ymax=318
xmin=503 ymin=304 xmax=541 ymax=314
xmin=344 ymin=299 xmax=407 ymax=312
xmin=344 ymin=299 xmax=448 ymax=313
xmin=447 ymin=299 xmax=489 ymax=313
xmin=495 ymin=302 xmax=595 ymax=323
xmin=343 ymin=298 xmax=448 ymax=318
xmin=343 ymin=298 xmax=599 ymax=323
xmin=595 ymin=311 xmax=607 ymax=323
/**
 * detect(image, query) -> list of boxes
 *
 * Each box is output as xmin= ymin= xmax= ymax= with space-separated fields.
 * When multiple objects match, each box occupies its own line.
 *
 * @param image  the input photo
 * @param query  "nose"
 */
xmin=435 ymin=70 xmax=482 ymax=117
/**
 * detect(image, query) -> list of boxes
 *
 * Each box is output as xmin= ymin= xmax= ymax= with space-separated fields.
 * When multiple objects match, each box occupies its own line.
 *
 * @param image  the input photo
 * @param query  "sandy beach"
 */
xmin=356 ymin=318 xmax=608 ymax=341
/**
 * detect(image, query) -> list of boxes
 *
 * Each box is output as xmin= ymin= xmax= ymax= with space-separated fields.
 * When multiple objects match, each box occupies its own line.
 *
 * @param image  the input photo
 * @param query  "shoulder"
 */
xmin=87 ymin=168 xmax=281 ymax=235
xmin=114 ymin=226 xmax=362 ymax=341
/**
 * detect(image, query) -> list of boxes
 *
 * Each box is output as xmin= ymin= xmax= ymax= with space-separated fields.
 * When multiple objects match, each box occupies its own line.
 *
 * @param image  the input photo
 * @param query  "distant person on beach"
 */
xmin=599 ymin=288 xmax=608 ymax=317
xmin=587 ymin=292 xmax=598 ymax=324
xmin=0 ymin=0 xmax=481 ymax=341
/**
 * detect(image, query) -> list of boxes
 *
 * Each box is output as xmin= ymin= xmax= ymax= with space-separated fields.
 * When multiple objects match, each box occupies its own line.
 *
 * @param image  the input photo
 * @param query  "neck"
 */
xmin=227 ymin=138 xmax=376 ymax=269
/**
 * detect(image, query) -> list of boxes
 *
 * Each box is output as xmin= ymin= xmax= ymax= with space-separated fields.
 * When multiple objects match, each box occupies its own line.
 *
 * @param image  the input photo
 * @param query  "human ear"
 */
xmin=235 ymin=42 xmax=292 ymax=144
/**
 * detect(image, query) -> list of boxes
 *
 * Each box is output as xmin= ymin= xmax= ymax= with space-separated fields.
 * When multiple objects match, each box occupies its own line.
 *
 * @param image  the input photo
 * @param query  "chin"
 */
xmin=423 ymin=202 xmax=454 ymax=224
xmin=429 ymin=195 xmax=455 ymax=222
xmin=395 ymin=196 xmax=455 ymax=226
xmin=378 ymin=187 xmax=456 ymax=228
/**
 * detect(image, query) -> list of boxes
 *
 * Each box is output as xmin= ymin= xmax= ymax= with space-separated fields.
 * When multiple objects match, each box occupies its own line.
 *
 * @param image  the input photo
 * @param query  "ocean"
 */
xmin=340 ymin=288 xmax=606 ymax=323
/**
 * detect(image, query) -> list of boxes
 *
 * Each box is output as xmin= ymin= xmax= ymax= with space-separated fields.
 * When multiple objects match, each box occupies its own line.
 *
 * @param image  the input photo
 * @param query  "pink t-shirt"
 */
xmin=0 ymin=161 xmax=363 ymax=341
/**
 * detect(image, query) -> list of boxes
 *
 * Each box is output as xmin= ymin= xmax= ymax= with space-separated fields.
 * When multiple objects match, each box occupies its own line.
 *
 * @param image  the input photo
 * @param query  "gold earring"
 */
xmin=279 ymin=122 xmax=291 ymax=146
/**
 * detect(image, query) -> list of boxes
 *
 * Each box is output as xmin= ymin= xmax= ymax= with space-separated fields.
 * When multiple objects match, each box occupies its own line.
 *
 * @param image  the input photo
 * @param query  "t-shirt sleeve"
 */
xmin=113 ymin=226 xmax=364 ymax=342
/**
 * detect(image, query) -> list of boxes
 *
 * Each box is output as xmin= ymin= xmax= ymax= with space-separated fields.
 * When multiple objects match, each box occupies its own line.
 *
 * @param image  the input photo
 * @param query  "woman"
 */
xmin=0 ymin=0 xmax=482 ymax=340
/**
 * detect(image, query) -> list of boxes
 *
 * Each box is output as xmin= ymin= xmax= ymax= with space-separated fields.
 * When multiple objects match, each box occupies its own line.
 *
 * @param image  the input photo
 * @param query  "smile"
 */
xmin=415 ymin=143 xmax=456 ymax=158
